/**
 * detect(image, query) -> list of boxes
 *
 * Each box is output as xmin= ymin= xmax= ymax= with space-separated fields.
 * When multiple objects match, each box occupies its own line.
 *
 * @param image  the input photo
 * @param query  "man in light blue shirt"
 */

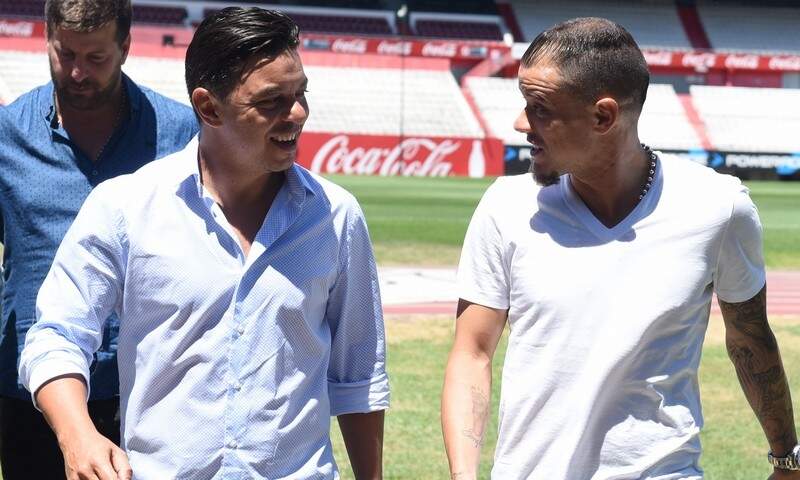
xmin=20 ymin=7 xmax=389 ymax=480
xmin=0 ymin=0 xmax=197 ymax=477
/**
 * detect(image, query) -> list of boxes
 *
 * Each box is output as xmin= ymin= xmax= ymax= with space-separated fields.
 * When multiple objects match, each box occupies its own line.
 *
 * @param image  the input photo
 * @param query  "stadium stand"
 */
xmin=0 ymin=50 xmax=48 ymax=103
xmin=132 ymin=4 xmax=188 ymax=26
xmin=303 ymin=65 xmax=484 ymax=138
xmin=413 ymin=18 xmax=503 ymax=41
xmin=690 ymin=85 xmax=800 ymax=153
xmin=466 ymin=76 xmax=702 ymax=150
xmin=638 ymin=84 xmax=703 ymax=151
xmin=696 ymin=2 xmax=800 ymax=53
xmin=202 ymin=8 xmax=393 ymax=35
xmin=0 ymin=0 xmax=44 ymax=19
xmin=463 ymin=76 xmax=525 ymax=145
xmin=509 ymin=0 xmax=692 ymax=48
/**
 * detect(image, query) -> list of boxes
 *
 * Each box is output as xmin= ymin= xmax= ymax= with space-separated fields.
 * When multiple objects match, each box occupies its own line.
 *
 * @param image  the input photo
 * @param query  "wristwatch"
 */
xmin=769 ymin=445 xmax=800 ymax=470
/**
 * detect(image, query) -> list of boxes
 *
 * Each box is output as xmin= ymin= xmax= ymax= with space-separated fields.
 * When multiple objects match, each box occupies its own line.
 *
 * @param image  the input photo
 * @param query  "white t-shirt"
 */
xmin=457 ymin=154 xmax=765 ymax=480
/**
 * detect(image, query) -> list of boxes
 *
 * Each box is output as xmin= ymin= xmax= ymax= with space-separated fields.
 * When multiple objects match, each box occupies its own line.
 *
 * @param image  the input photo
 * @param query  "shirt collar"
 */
xmin=175 ymin=137 xmax=315 ymax=208
xmin=42 ymin=73 xmax=141 ymax=128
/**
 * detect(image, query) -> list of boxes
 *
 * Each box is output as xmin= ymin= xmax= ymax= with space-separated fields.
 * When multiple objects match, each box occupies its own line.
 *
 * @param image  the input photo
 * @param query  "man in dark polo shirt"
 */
xmin=0 ymin=0 xmax=197 ymax=477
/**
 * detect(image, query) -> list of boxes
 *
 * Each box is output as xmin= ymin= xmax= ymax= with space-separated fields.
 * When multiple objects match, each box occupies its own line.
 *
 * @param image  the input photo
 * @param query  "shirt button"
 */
xmin=232 ymin=382 xmax=242 ymax=391
xmin=236 ymin=325 xmax=245 ymax=335
xmin=227 ymin=440 xmax=238 ymax=449
xmin=91 ymin=170 xmax=98 ymax=176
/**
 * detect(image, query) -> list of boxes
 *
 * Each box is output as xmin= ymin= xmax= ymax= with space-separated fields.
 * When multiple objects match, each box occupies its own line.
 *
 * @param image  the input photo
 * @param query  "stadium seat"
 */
xmin=465 ymin=76 xmax=702 ymax=150
xmin=414 ymin=19 xmax=503 ymax=40
xmin=202 ymin=9 xmax=392 ymax=35
xmin=696 ymin=2 xmax=800 ymax=53
xmin=690 ymin=85 xmax=800 ymax=153
xmin=303 ymin=66 xmax=484 ymax=138
xmin=132 ymin=4 xmax=188 ymax=26
xmin=0 ymin=0 xmax=45 ymax=18
xmin=509 ymin=0 xmax=691 ymax=48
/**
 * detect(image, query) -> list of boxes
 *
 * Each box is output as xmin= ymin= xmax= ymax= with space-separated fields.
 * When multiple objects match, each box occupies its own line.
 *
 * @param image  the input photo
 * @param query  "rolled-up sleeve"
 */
xmin=325 ymin=201 xmax=389 ymax=416
xmin=19 ymin=182 xmax=126 ymax=405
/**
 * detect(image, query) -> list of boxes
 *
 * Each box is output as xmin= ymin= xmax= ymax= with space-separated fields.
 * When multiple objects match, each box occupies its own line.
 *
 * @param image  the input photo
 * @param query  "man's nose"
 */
xmin=287 ymin=98 xmax=309 ymax=125
xmin=513 ymin=108 xmax=531 ymax=134
xmin=70 ymin=61 xmax=89 ymax=83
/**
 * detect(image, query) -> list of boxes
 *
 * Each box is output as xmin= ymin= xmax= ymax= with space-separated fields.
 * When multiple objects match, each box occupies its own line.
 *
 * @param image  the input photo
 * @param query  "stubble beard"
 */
xmin=530 ymin=162 xmax=561 ymax=187
xmin=51 ymin=63 xmax=121 ymax=111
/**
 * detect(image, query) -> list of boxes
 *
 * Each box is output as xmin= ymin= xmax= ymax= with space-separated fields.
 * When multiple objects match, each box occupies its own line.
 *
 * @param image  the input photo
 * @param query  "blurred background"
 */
xmin=1 ymin=0 xmax=799 ymax=181
xmin=1 ymin=1 xmax=797 ymax=478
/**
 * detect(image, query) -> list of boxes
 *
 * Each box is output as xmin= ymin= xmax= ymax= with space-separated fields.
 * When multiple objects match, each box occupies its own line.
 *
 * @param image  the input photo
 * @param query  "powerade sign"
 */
xmin=503 ymin=146 xmax=800 ymax=178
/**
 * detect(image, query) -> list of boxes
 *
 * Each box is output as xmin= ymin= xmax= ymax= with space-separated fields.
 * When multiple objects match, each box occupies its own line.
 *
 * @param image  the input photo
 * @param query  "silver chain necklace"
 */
xmin=639 ymin=143 xmax=658 ymax=200
xmin=95 ymin=87 xmax=126 ymax=162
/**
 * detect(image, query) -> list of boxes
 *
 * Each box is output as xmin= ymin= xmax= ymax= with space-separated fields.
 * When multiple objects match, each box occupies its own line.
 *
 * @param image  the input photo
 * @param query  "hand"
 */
xmin=769 ymin=469 xmax=800 ymax=479
xmin=60 ymin=429 xmax=131 ymax=480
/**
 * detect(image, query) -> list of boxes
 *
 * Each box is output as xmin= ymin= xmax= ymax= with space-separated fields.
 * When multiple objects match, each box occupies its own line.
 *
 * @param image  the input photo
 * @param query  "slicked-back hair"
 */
xmin=45 ymin=0 xmax=131 ymax=45
xmin=521 ymin=17 xmax=650 ymax=113
xmin=185 ymin=7 xmax=300 ymax=103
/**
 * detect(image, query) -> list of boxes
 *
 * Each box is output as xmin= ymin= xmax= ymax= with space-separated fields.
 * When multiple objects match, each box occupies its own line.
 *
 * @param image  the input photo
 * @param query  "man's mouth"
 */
xmin=529 ymin=144 xmax=544 ymax=157
xmin=270 ymin=131 xmax=300 ymax=148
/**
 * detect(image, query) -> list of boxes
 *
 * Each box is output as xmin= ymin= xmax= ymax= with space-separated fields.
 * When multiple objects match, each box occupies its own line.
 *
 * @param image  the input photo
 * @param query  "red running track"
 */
xmin=384 ymin=271 xmax=800 ymax=316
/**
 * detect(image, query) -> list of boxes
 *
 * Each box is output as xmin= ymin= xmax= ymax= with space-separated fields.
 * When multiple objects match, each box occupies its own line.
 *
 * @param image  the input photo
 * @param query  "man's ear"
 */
xmin=594 ymin=97 xmax=619 ymax=134
xmin=191 ymin=88 xmax=223 ymax=127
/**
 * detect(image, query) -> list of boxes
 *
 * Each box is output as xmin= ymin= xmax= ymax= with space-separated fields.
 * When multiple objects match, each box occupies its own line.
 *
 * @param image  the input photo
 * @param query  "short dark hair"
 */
xmin=521 ymin=17 xmax=650 ymax=112
xmin=45 ymin=0 xmax=132 ymax=45
xmin=185 ymin=7 xmax=300 ymax=102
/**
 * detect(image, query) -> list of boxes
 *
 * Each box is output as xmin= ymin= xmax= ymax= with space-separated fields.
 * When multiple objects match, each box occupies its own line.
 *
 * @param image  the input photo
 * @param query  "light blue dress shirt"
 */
xmin=19 ymin=137 xmax=390 ymax=479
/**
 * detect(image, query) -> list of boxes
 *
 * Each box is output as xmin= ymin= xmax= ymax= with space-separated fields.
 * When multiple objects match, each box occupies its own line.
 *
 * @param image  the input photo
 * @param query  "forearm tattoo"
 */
xmin=462 ymin=386 xmax=490 ymax=448
xmin=720 ymin=286 xmax=797 ymax=450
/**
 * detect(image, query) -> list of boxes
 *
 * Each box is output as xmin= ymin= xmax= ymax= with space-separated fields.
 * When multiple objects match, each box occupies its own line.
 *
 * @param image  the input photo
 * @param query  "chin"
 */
xmin=530 ymin=162 xmax=560 ymax=187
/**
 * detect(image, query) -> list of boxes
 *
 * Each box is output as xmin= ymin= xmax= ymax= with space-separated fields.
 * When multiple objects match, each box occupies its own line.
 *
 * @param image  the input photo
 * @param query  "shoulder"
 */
xmin=97 ymin=139 xmax=196 ymax=206
xmin=294 ymin=164 xmax=361 ymax=213
xmin=659 ymin=153 xmax=748 ymax=216
xmin=128 ymin=81 xmax=197 ymax=127
xmin=660 ymin=153 xmax=744 ymax=197
xmin=0 ymin=84 xmax=49 ymax=132
xmin=474 ymin=173 xmax=544 ymax=219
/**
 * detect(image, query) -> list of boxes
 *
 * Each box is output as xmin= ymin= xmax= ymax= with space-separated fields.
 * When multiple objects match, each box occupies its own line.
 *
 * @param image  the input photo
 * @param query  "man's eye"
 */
xmin=527 ymin=105 xmax=548 ymax=118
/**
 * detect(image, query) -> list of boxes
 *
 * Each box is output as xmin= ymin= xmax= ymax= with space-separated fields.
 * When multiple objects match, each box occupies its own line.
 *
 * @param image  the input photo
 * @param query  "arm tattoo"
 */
xmin=720 ymin=285 xmax=797 ymax=451
xmin=462 ymin=386 xmax=490 ymax=448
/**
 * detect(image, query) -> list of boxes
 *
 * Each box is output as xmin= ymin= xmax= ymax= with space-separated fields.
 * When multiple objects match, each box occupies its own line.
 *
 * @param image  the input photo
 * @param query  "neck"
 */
xmin=56 ymin=84 xmax=124 ymax=131
xmin=197 ymin=142 xmax=285 ymax=213
xmin=569 ymin=138 xmax=652 ymax=228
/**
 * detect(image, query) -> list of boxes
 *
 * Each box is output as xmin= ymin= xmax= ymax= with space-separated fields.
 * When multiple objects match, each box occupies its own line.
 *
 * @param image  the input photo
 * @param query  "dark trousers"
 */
xmin=0 ymin=396 xmax=120 ymax=480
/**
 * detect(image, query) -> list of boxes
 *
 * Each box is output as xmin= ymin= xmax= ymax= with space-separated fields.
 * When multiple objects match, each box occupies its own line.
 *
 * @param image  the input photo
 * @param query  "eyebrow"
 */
xmin=252 ymin=77 xmax=309 ymax=100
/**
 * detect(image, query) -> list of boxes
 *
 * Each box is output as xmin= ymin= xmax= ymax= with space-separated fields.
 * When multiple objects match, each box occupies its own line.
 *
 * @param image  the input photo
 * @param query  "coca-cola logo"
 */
xmin=724 ymin=54 xmax=759 ymax=70
xmin=681 ymin=52 xmax=718 ymax=71
xmin=0 ymin=21 xmax=34 ymax=38
xmin=642 ymin=50 xmax=673 ymax=67
xmin=310 ymin=135 xmax=460 ymax=176
xmin=331 ymin=38 xmax=368 ymax=54
xmin=421 ymin=42 xmax=457 ymax=58
xmin=768 ymin=56 xmax=800 ymax=71
xmin=376 ymin=40 xmax=413 ymax=56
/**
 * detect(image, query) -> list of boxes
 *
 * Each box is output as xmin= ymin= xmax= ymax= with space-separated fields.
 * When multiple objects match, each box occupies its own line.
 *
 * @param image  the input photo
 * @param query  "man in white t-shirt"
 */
xmin=441 ymin=17 xmax=800 ymax=480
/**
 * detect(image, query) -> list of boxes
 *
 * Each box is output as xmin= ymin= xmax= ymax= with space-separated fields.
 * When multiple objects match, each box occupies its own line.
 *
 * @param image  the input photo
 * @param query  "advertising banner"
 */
xmin=300 ymin=33 xmax=510 ymax=61
xmin=0 ymin=19 xmax=44 ymax=38
xmin=504 ymin=146 xmax=800 ymax=179
xmin=298 ymin=132 xmax=504 ymax=177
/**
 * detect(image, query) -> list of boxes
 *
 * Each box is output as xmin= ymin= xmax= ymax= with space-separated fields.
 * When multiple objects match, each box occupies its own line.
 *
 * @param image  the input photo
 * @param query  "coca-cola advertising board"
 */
xmin=297 ymin=132 xmax=504 ymax=177
xmin=0 ymin=20 xmax=44 ymax=38
xmin=301 ymin=33 xmax=509 ymax=61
